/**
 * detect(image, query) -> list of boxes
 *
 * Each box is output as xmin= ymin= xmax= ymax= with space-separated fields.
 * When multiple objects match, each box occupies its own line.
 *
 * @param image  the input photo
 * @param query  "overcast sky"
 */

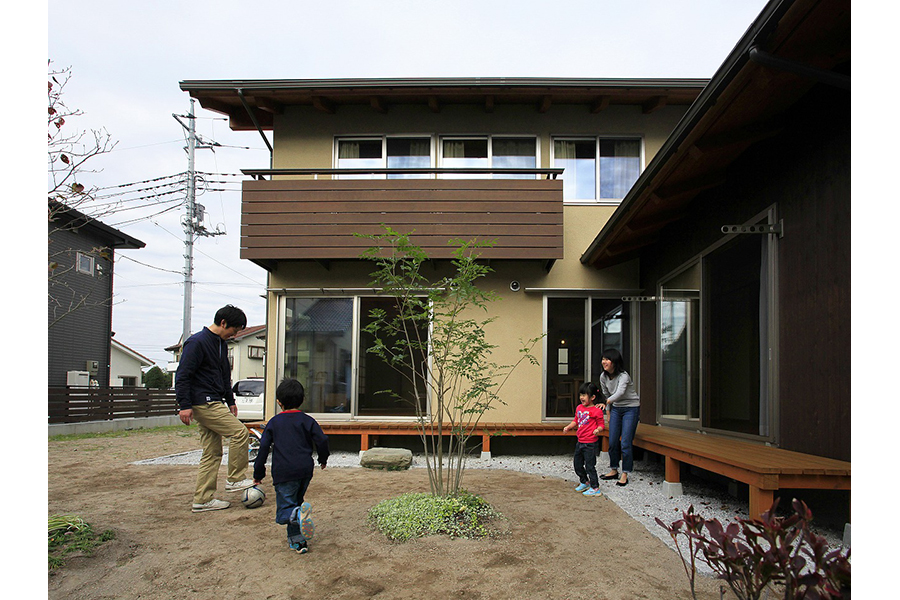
xmin=35 ymin=0 xmax=777 ymax=368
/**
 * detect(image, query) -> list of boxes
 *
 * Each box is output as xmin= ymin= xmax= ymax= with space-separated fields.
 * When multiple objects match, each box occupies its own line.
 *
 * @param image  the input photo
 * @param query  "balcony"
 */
xmin=240 ymin=168 xmax=564 ymax=270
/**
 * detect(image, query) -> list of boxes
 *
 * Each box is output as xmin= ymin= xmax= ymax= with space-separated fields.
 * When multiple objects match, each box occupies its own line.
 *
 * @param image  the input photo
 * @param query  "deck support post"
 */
xmin=749 ymin=486 xmax=775 ymax=518
xmin=480 ymin=433 xmax=492 ymax=461
xmin=663 ymin=455 xmax=683 ymax=497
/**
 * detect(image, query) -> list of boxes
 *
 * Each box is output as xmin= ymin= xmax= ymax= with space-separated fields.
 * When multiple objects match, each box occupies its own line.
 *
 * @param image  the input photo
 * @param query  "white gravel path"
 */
xmin=135 ymin=447 xmax=847 ymax=574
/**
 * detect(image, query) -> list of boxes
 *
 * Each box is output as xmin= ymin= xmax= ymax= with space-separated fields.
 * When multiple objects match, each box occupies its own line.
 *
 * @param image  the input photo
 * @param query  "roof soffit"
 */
xmin=582 ymin=0 xmax=850 ymax=269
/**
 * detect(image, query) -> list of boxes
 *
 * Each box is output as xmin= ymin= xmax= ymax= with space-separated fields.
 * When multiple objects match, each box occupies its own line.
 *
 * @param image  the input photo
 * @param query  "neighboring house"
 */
xmin=581 ymin=0 xmax=850 ymax=462
xmin=48 ymin=201 xmax=145 ymax=387
xmin=166 ymin=324 xmax=266 ymax=383
xmin=228 ymin=325 xmax=266 ymax=381
xmin=178 ymin=0 xmax=849 ymax=469
xmin=110 ymin=338 xmax=154 ymax=387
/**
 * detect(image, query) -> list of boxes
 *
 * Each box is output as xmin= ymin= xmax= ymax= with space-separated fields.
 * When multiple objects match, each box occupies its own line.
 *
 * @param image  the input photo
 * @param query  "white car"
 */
xmin=232 ymin=378 xmax=265 ymax=421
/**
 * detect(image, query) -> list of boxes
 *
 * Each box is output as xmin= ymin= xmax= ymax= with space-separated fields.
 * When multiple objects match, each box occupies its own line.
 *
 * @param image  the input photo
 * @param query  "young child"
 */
xmin=562 ymin=382 xmax=606 ymax=497
xmin=253 ymin=378 xmax=330 ymax=554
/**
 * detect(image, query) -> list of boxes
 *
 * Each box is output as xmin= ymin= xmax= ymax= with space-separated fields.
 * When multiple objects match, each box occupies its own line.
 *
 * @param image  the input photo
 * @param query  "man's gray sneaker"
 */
xmin=192 ymin=498 xmax=230 ymax=512
xmin=225 ymin=478 xmax=255 ymax=492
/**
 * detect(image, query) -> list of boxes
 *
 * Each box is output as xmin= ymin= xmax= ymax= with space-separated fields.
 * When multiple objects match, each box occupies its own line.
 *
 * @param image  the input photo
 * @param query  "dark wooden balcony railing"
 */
xmin=240 ymin=168 xmax=564 ymax=266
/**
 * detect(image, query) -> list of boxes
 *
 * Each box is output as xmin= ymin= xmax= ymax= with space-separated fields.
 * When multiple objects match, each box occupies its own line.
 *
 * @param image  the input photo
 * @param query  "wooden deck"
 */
xmin=244 ymin=419 xmax=850 ymax=517
xmin=624 ymin=424 xmax=851 ymax=517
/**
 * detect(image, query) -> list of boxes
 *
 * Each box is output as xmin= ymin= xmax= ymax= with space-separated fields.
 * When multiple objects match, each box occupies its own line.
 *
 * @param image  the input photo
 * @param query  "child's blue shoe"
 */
xmin=289 ymin=541 xmax=309 ymax=554
xmin=583 ymin=488 xmax=602 ymax=497
xmin=298 ymin=502 xmax=314 ymax=540
xmin=574 ymin=483 xmax=590 ymax=492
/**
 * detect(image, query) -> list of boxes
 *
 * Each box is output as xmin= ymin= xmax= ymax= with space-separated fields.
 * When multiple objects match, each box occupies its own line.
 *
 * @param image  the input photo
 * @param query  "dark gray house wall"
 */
xmin=637 ymin=84 xmax=850 ymax=461
xmin=48 ymin=204 xmax=145 ymax=387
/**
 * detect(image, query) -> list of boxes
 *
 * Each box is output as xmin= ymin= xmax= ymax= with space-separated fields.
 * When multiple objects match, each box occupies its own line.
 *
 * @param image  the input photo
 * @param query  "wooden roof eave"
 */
xmin=580 ymin=0 xmax=850 ymax=270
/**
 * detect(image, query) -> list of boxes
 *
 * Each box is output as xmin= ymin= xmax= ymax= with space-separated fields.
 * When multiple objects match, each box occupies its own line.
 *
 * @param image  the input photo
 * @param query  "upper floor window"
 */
xmin=337 ymin=137 xmax=431 ymax=179
xmin=553 ymin=137 xmax=642 ymax=203
xmin=335 ymin=135 xmax=538 ymax=179
xmin=440 ymin=136 xmax=537 ymax=179
xmin=76 ymin=252 xmax=94 ymax=275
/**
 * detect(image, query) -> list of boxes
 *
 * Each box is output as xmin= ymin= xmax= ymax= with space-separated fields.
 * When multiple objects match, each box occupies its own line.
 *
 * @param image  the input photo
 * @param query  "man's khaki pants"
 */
xmin=191 ymin=401 xmax=250 ymax=504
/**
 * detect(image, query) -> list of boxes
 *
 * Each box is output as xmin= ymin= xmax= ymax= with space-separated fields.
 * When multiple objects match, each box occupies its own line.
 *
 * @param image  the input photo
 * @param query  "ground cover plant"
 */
xmin=48 ymin=514 xmax=115 ymax=570
xmin=656 ymin=498 xmax=850 ymax=600
xmin=367 ymin=489 xmax=507 ymax=541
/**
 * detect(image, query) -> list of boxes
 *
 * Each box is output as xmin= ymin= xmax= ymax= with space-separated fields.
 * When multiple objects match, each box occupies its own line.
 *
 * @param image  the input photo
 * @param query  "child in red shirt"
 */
xmin=562 ymin=382 xmax=606 ymax=497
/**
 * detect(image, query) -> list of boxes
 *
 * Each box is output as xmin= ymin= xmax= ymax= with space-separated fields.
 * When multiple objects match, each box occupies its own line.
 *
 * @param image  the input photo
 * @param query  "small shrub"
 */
xmin=367 ymin=490 xmax=506 ymax=541
xmin=656 ymin=498 xmax=850 ymax=600
xmin=48 ymin=514 xmax=116 ymax=570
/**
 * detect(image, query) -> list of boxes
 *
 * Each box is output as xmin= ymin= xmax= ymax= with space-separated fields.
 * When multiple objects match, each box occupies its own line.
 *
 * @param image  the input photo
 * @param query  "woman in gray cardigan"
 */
xmin=598 ymin=348 xmax=640 ymax=487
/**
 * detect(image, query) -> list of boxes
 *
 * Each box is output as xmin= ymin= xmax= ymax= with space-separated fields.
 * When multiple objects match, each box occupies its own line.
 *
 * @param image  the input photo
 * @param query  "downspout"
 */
xmin=236 ymin=88 xmax=274 ymax=170
xmin=236 ymin=87 xmax=275 ymax=418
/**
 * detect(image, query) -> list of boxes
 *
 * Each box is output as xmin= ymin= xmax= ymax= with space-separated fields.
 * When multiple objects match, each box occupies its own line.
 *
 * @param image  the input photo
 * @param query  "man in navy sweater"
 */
xmin=177 ymin=305 xmax=254 ymax=512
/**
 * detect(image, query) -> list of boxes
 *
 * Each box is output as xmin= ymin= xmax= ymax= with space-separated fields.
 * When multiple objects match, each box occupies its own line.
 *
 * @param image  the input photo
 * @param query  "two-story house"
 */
xmin=48 ymin=201 xmax=145 ymax=387
xmin=180 ymin=0 xmax=850 ymax=523
xmin=179 ymin=76 xmax=706 ymax=424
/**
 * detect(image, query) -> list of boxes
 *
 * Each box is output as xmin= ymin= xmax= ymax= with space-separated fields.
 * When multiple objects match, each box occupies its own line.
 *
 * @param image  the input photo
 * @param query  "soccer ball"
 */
xmin=241 ymin=485 xmax=266 ymax=509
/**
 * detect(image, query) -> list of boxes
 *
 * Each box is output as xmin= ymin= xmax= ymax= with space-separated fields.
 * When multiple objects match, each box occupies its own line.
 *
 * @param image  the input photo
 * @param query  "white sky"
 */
xmin=34 ymin=0 xmax=773 ymax=368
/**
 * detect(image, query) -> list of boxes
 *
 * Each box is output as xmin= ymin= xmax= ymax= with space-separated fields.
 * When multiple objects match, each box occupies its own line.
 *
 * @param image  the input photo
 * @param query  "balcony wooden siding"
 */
xmin=241 ymin=178 xmax=564 ymax=262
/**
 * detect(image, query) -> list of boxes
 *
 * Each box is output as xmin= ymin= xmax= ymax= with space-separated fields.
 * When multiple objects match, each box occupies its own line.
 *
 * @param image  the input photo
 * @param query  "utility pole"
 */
xmin=173 ymin=99 xmax=224 ymax=347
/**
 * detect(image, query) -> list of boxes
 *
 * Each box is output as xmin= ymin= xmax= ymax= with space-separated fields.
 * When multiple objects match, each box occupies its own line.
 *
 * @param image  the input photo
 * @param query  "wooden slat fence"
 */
xmin=48 ymin=387 xmax=177 ymax=424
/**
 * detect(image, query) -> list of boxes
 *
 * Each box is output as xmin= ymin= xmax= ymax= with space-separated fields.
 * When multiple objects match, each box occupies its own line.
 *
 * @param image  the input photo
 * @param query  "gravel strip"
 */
xmin=134 ymin=448 xmax=846 ymax=574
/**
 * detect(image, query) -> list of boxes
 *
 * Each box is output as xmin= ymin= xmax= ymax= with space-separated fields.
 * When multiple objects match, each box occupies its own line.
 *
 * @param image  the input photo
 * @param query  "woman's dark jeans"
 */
xmin=607 ymin=405 xmax=640 ymax=473
xmin=573 ymin=441 xmax=599 ymax=488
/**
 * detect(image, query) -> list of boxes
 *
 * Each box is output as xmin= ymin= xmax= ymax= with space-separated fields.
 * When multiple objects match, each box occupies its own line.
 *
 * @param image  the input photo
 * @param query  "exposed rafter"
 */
xmin=538 ymin=95 xmax=552 ymax=113
xmin=311 ymin=96 xmax=334 ymax=114
xmin=591 ymin=95 xmax=610 ymax=113
xmin=370 ymin=96 xmax=388 ymax=114
xmin=642 ymin=95 xmax=667 ymax=114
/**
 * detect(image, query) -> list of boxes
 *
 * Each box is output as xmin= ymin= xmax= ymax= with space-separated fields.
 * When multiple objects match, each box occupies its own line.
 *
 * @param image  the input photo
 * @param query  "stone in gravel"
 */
xmin=359 ymin=447 xmax=413 ymax=470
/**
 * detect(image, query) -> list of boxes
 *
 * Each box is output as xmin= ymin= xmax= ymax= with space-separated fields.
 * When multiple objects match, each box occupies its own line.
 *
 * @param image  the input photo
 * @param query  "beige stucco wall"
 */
xmin=259 ymin=100 xmax=682 ymax=422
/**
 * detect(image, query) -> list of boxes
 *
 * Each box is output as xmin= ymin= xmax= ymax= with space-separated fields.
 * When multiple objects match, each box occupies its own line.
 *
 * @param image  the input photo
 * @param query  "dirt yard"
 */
xmin=48 ymin=427 xmax=727 ymax=600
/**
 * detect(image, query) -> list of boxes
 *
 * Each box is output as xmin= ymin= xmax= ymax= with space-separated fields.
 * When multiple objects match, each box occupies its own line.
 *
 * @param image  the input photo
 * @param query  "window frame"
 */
xmin=438 ymin=134 xmax=539 ymax=178
xmin=551 ymin=135 xmax=644 ymax=205
xmin=541 ymin=293 xmax=640 ymax=421
xmin=654 ymin=205 xmax=780 ymax=442
xmin=275 ymin=293 xmax=432 ymax=421
xmin=75 ymin=251 xmax=95 ymax=275
xmin=334 ymin=135 xmax=435 ymax=177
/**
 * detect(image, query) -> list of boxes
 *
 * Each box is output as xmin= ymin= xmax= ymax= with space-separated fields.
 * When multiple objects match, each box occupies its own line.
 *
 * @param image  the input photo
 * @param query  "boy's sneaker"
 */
xmin=574 ymin=483 xmax=590 ymax=492
xmin=225 ymin=478 xmax=255 ymax=492
xmin=192 ymin=498 xmax=230 ymax=512
xmin=298 ymin=502 xmax=314 ymax=540
xmin=289 ymin=541 xmax=309 ymax=554
xmin=583 ymin=488 xmax=602 ymax=497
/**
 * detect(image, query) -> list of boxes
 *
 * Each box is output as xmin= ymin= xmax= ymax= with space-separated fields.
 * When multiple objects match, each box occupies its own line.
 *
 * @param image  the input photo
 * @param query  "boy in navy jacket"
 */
xmin=253 ymin=378 xmax=329 ymax=554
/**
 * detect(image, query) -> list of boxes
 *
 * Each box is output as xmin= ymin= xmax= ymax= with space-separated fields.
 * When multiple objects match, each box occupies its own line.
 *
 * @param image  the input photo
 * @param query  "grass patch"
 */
xmin=48 ymin=515 xmax=116 ymax=570
xmin=49 ymin=424 xmax=196 ymax=442
xmin=367 ymin=490 xmax=507 ymax=541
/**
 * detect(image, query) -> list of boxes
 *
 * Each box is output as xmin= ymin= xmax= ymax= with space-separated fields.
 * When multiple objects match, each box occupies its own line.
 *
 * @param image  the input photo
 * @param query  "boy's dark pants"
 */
xmin=274 ymin=478 xmax=311 ymax=545
xmin=574 ymin=442 xmax=600 ymax=488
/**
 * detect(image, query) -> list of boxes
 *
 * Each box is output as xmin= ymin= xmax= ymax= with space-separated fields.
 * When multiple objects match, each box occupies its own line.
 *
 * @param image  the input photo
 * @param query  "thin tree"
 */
xmin=360 ymin=226 xmax=541 ymax=496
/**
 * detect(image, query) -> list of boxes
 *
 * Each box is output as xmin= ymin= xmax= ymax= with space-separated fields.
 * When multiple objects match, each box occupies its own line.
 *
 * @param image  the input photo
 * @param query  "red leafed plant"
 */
xmin=656 ymin=498 xmax=850 ymax=600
